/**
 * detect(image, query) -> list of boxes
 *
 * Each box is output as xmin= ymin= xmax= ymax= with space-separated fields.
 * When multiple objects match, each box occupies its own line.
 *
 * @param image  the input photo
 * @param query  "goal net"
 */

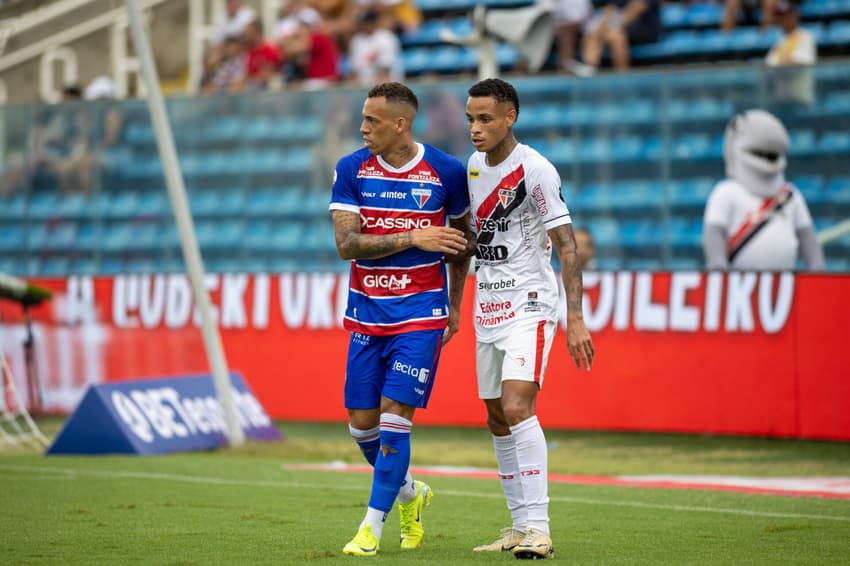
xmin=0 ymin=351 xmax=48 ymax=450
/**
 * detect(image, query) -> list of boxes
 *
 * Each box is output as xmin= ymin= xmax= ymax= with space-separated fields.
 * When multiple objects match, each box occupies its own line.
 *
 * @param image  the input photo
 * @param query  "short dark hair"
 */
xmin=368 ymin=82 xmax=419 ymax=112
xmin=468 ymin=78 xmax=520 ymax=116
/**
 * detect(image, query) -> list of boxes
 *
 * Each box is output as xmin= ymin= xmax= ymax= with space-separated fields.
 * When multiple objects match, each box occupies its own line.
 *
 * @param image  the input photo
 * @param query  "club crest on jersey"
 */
xmin=498 ymin=187 xmax=516 ymax=207
xmin=411 ymin=187 xmax=432 ymax=208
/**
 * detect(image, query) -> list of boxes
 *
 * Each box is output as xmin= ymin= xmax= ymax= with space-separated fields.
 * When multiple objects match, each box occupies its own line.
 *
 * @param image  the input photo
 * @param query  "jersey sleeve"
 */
xmin=528 ymin=155 xmax=570 ymax=230
xmin=329 ymin=154 xmax=361 ymax=214
xmin=790 ymin=187 xmax=815 ymax=231
xmin=427 ymin=146 xmax=470 ymax=219
xmin=444 ymin=157 xmax=470 ymax=219
xmin=703 ymin=181 xmax=734 ymax=231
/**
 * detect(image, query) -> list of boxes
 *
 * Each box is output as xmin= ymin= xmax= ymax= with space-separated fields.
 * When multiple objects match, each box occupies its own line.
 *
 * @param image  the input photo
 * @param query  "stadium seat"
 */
xmin=0 ymin=224 xmax=25 ymax=251
xmin=825 ymin=176 xmax=850 ymax=203
xmin=269 ymin=223 xmax=304 ymax=252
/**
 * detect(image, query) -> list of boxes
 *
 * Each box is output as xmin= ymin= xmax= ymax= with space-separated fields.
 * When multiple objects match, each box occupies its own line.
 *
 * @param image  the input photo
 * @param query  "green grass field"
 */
xmin=2 ymin=420 xmax=849 ymax=565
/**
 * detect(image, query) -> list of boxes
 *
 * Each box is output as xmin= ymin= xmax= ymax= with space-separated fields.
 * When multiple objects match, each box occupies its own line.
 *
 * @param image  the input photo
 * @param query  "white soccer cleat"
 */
xmin=472 ymin=527 xmax=526 ymax=552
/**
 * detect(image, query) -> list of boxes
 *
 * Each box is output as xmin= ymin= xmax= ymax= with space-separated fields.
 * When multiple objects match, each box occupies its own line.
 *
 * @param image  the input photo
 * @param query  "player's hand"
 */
xmin=567 ymin=318 xmax=594 ymax=372
xmin=443 ymin=308 xmax=461 ymax=345
xmin=411 ymin=226 xmax=468 ymax=255
xmin=444 ymin=229 xmax=477 ymax=263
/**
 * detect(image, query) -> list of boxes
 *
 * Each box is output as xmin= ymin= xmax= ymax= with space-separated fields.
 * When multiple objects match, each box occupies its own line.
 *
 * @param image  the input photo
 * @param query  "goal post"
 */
xmin=0 ymin=351 xmax=48 ymax=450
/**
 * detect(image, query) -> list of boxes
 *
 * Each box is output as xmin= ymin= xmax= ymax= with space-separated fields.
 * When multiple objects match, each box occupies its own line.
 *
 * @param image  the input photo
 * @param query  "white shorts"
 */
xmin=552 ymin=0 xmax=592 ymax=24
xmin=476 ymin=320 xmax=556 ymax=400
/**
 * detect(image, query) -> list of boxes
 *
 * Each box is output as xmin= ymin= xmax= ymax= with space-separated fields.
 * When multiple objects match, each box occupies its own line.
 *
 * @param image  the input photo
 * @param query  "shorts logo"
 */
xmin=516 ymin=356 xmax=526 ymax=366
xmin=392 ymin=360 xmax=431 ymax=383
xmin=411 ymin=187 xmax=432 ymax=208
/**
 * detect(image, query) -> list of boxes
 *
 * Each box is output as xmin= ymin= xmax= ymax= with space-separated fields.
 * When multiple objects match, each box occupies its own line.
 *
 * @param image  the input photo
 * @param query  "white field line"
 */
xmin=2 ymin=463 xmax=849 ymax=523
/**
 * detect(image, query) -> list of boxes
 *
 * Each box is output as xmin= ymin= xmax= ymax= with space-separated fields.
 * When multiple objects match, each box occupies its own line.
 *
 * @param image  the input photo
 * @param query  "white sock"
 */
xmin=510 ymin=416 xmax=550 ymax=535
xmin=397 ymin=471 xmax=417 ymax=504
xmin=493 ymin=433 xmax=527 ymax=529
xmin=360 ymin=507 xmax=388 ymax=540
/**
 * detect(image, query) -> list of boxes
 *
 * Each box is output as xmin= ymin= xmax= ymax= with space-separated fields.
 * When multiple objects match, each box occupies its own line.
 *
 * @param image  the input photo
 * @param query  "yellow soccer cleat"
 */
xmin=512 ymin=527 xmax=554 ymax=560
xmin=398 ymin=480 xmax=433 ymax=549
xmin=472 ymin=527 xmax=526 ymax=552
xmin=342 ymin=524 xmax=380 ymax=557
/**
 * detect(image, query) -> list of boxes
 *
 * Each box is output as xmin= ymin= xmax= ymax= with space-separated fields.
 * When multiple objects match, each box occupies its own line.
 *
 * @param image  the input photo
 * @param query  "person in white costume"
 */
xmin=465 ymin=78 xmax=595 ymax=560
xmin=703 ymin=109 xmax=824 ymax=271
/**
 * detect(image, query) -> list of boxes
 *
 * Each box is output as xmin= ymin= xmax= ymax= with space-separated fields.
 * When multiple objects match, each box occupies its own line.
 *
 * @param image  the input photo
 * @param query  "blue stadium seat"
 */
xmin=109 ymin=192 xmax=143 ymax=218
xmin=29 ymin=192 xmax=60 ymax=219
xmin=40 ymin=257 xmax=71 ymax=276
xmin=0 ymin=193 xmax=25 ymax=219
xmin=819 ymin=131 xmax=850 ymax=152
xmin=99 ymin=257 xmax=125 ymax=274
xmin=244 ymin=221 xmax=273 ymax=251
xmin=269 ymin=223 xmax=304 ymax=252
xmin=137 ymin=190 xmax=168 ymax=217
xmin=55 ymin=193 xmax=93 ymax=219
xmin=824 ymin=20 xmax=850 ymax=47
xmin=196 ymin=219 xmax=243 ymax=250
xmin=685 ymin=2 xmax=724 ymax=27
xmin=668 ymin=177 xmax=715 ymax=209
xmin=75 ymin=222 xmax=97 ymax=251
xmin=0 ymin=224 xmax=25 ymax=251
xmin=789 ymin=129 xmax=818 ymax=155
xmin=302 ymin=222 xmax=338 ymax=253
xmin=825 ymin=176 xmax=850 ymax=204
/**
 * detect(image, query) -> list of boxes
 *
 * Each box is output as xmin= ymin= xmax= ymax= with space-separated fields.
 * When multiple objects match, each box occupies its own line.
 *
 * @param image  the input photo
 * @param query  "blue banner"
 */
xmin=46 ymin=373 xmax=281 ymax=455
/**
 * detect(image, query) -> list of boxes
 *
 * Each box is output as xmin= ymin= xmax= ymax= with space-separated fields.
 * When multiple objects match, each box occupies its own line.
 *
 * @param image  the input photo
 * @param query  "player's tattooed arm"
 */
xmin=549 ymin=222 xmax=595 ymax=371
xmin=550 ymin=223 xmax=584 ymax=316
xmin=332 ymin=210 xmax=413 ymax=260
xmin=332 ymin=209 xmax=468 ymax=261
xmin=444 ymin=214 xmax=473 ymax=345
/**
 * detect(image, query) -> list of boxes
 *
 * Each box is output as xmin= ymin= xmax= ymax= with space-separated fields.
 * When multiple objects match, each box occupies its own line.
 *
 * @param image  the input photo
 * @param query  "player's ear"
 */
xmin=506 ymin=107 xmax=517 ymax=127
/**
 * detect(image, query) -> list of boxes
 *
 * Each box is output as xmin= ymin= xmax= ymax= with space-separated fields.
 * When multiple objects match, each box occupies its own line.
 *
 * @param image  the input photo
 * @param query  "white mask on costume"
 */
xmin=723 ymin=109 xmax=790 ymax=198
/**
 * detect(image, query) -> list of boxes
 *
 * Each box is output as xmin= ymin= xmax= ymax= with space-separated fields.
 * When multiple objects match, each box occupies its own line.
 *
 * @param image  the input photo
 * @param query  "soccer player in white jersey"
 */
xmin=330 ymin=82 xmax=474 ymax=556
xmin=465 ymin=78 xmax=595 ymax=560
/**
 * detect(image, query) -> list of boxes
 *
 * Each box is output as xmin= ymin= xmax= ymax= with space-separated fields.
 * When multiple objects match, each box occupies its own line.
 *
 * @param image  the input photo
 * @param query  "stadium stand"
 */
xmin=0 ymin=0 xmax=849 ymax=276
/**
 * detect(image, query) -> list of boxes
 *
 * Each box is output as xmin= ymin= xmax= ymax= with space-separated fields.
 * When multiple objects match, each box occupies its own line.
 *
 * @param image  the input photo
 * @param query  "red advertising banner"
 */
xmin=1 ymin=272 xmax=848 ymax=440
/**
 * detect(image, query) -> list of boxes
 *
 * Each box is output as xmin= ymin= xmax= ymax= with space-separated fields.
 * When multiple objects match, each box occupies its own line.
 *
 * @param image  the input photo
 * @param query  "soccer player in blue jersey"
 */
xmin=329 ymin=82 xmax=474 ymax=556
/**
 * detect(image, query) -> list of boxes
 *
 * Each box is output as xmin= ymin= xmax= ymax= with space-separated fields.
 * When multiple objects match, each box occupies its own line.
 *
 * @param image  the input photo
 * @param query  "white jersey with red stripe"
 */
xmin=468 ymin=143 xmax=571 ymax=343
xmin=329 ymin=142 xmax=469 ymax=336
xmin=703 ymin=179 xmax=814 ymax=270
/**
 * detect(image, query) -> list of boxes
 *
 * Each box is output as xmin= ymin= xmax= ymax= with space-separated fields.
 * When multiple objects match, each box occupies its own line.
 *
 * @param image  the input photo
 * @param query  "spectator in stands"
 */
xmin=348 ymin=8 xmax=404 ymax=86
xmin=202 ymin=34 xmax=247 ymax=95
xmin=275 ymin=0 xmax=322 ymax=40
xmin=722 ymin=0 xmax=776 ymax=31
xmin=766 ymin=0 xmax=816 ymax=108
xmin=355 ymin=0 xmax=422 ymax=35
xmin=237 ymin=19 xmax=283 ymax=91
xmin=579 ymin=0 xmax=662 ymax=74
xmin=574 ymin=227 xmax=598 ymax=270
xmin=313 ymin=0 xmax=358 ymax=54
xmin=702 ymin=109 xmax=824 ymax=271
xmin=553 ymin=0 xmax=594 ymax=76
xmin=211 ymin=0 xmax=256 ymax=47
xmin=278 ymin=11 xmax=341 ymax=88
xmin=2 ymin=77 xmax=122 ymax=196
